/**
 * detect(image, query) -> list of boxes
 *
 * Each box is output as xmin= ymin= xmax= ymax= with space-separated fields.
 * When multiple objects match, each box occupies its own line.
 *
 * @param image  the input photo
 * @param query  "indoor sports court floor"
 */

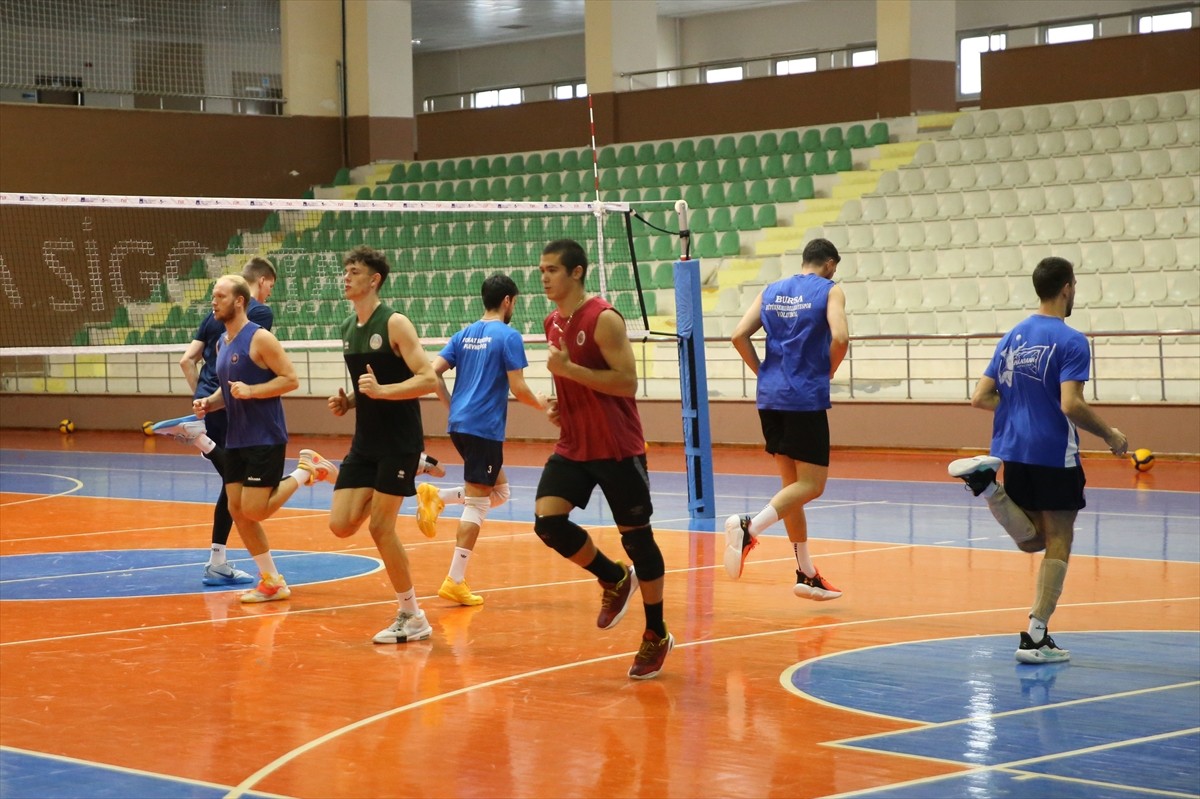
xmin=1 ymin=430 xmax=1198 ymax=799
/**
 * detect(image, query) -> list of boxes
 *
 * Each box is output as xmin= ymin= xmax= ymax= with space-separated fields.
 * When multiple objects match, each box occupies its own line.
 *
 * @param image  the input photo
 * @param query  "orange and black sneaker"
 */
xmin=793 ymin=569 xmax=842 ymax=601
xmin=628 ymin=629 xmax=674 ymax=680
xmin=597 ymin=562 xmax=638 ymax=630
xmin=723 ymin=514 xmax=757 ymax=579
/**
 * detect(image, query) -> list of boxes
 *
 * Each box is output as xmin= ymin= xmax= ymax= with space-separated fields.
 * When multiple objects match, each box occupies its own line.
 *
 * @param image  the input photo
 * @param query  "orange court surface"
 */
xmin=1 ymin=429 xmax=1197 ymax=798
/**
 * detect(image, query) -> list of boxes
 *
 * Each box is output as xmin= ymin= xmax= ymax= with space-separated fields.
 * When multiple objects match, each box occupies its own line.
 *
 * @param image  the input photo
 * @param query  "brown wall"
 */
xmin=2 ymin=394 xmax=1196 ymax=456
xmin=415 ymin=60 xmax=958 ymax=160
xmin=981 ymin=28 xmax=1200 ymax=109
xmin=0 ymin=105 xmax=345 ymax=197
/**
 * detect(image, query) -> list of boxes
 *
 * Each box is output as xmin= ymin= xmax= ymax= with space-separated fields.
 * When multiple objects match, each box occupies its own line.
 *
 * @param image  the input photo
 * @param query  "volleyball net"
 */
xmin=0 ymin=193 xmax=671 ymax=353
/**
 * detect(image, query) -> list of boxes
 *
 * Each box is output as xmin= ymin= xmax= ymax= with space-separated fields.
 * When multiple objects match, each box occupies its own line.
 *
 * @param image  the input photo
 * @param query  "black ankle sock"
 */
xmin=643 ymin=601 xmax=666 ymax=638
xmin=584 ymin=552 xmax=625 ymax=584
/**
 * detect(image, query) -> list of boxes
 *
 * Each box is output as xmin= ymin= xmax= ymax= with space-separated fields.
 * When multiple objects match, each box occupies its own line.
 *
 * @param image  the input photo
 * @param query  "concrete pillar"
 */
xmin=344 ymin=0 xmax=415 ymax=163
xmin=280 ymin=0 xmax=343 ymax=117
xmin=584 ymin=0 xmax=658 ymax=144
xmin=874 ymin=0 xmax=957 ymax=115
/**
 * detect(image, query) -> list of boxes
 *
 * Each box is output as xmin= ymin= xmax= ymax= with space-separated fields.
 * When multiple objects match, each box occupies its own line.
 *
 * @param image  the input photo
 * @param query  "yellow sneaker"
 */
xmin=416 ymin=482 xmax=444 ymax=538
xmin=240 ymin=572 xmax=290 ymax=603
xmin=438 ymin=576 xmax=483 ymax=606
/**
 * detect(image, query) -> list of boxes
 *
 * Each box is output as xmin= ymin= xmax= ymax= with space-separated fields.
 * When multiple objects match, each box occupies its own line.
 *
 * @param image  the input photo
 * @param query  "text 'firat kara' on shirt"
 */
xmin=215 ymin=321 xmax=288 ymax=449
xmin=757 ymin=272 xmax=834 ymax=412
xmin=543 ymin=296 xmax=645 ymax=461
xmin=439 ymin=319 xmax=528 ymax=442
xmin=985 ymin=313 xmax=1091 ymax=469
xmin=340 ymin=303 xmax=424 ymax=458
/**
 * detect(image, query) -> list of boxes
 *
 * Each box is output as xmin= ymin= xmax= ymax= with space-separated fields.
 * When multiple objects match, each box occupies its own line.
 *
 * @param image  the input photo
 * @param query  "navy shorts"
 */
xmin=536 ymin=453 xmax=653 ymax=527
xmin=758 ymin=409 xmax=830 ymax=467
xmin=1002 ymin=461 xmax=1087 ymax=512
xmin=225 ymin=444 xmax=286 ymax=489
xmin=334 ymin=447 xmax=421 ymax=497
xmin=451 ymin=432 xmax=504 ymax=487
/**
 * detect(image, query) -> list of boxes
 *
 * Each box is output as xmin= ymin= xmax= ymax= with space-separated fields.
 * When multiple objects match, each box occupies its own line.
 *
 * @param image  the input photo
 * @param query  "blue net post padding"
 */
xmin=673 ymin=258 xmax=715 ymax=519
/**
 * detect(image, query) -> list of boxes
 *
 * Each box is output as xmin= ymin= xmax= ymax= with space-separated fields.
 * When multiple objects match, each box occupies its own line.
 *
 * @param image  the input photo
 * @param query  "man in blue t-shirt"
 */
xmin=723 ymin=238 xmax=849 ymax=601
xmin=153 ymin=258 xmax=277 ymax=586
xmin=419 ymin=273 xmax=546 ymax=605
xmin=950 ymin=257 xmax=1127 ymax=665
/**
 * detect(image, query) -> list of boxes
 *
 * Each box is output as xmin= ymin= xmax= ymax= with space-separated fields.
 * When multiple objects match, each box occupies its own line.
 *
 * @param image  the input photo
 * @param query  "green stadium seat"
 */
xmin=508 ymin=154 xmax=525 ymax=174
xmin=453 ymin=180 xmax=471 ymax=201
xmin=635 ymin=143 xmax=656 ymax=165
xmin=471 ymin=157 xmax=490 ymax=178
xmin=759 ymin=132 xmax=779 ymax=155
xmin=602 ymin=189 xmax=623 ymax=203
xmin=428 ymin=272 xmax=449 ymax=296
xmin=561 ymin=149 xmax=580 ymax=171
xmin=450 ymin=159 xmax=468 ymax=180
xmin=422 ymin=162 xmax=440 ymax=181
xmin=562 ymin=171 xmax=582 ymax=194
xmin=794 ymin=175 xmax=815 ymax=200
xmin=599 ymin=168 xmax=619 ymax=192
xmin=318 ymin=211 xmax=336 ymax=229
xmin=633 ymin=237 xmax=652 ymax=262
xmin=742 ymin=157 xmax=764 ymax=181
xmin=845 ymin=124 xmax=867 ymax=149
xmin=675 ymin=139 xmax=696 ymax=161
xmin=726 ymin=181 xmax=749 ymax=206
xmin=831 ymin=148 xmax=853 ymax=172
xmin=699 ymin=160 xmax=720 ymax=184
xmin=521 ymin=153 xmax=540 ymax=173
xmin=637 ymin=164 xmax=658 ymax=188
xmin=719 ymin=159 xmax=741 ymax=182
xmin=371 ymin=185 xmax=387 ymax=200
xmin=683 ymin=184 xmax=704 ymax=210
xmin=733 ymin=205 xmax=757 ymax=231
xmin=187 ymin=258 xmax=207 ymax=279
xmin=718 ymin=231 xmax=740 ymax=256
xmin=695 ymin=232 xmax=718 ymax=259
xmin=715 ymin=136 xmax=737 ymax=159
xmin=507 ymin=175 xmax=526 ymax=199
xmin=436 ymin=161 xmax=455 ymax=181
xmin=679 ymin=161 xmax=700 ymax=185
xmin=652 ymin=261 xmax=674 ymax=288
xmin=616 ymin=145 xmax=636 ymax=166
xmin=354 ymin=186 xmax=370 ymax=200
xmin=770 ymin=177 xmax=795 ymax=203
xmin=736 ymin=134 xmax=757 ymax=158
xmin=619 ymin=166 xmax=639 ymax=190
xmin=710 ymin=207 xmax=734 ymax=232
xmin=123 ymin=329 xmax=141 ymax=345
xmin=471 ymin=179 xmax=489 ymax=201
xmin=822 ymin=127 xmax=844 ymax=151
xmin=488 ymin=177 xmax=508 ymax=201
xmin=332 ymin=167 xmax=351 ymax=186
xmin=657 ymin=162 xmax=679 ymax=186
xmin=641 ymin=187 xmax=662 ymax=203
xmin=542 ymin=151 xmax=560 ymax=172
xmin=437 ymin=182 xmax=455 ymax=201
xmin=800 ymin=129 xmax=822 ymax=153
xmin=636 ymin=262 xmax=653 ymax=288
xmin=407 ymin=163 xmax=424 ymax=182
xmin=703 ymin=183 xmax=726 ymax=207
xmin=597 ymin=146 xmax=617 ymax=169
xmin=488 ymin=155 xmax=507 ymax=177
xmin=868 ymin=121 xmax=890 ymax=145
xmin=655 ymin=141 xmax=676 ymax=163
xmin=524 ymin=174 xmax=543 ymax=198
xmin=661 ymin=185 xmax=683 ymax=202
xmin=807 ymin=150 xmax=831 ymax=175
xmin=785 ymin=153 xmax=809 ymax=177
xmin=762 ymin=153 xmax=786 ymax=179
xmin=386 ymin=184 xmax=403 ymax=201
xmin=406 ymin=184 xmax=423 ymax=201
xmin=689 ymin=208 xmax=711 ymax=233
xmin=542 ymin=172 xmax=562 ymax=197
xmin=696 ymin=138 xmax=716 ymax=160
xmin=778 ymin=130 xmax=800 ymax=154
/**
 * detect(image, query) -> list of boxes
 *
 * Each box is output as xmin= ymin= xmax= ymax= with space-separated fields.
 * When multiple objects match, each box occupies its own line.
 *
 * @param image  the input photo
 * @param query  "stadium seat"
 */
xmin=719 ymin=159 xmax=741 ymax=182
xmin=1148 ymin=120 xmax=1179 ymax=148
xmin=1156 ymin=208 xmax=1189 ymax=237
xmin=679 ymin=162 xmax=701 ymax=184
xmin=716 ymin=136 xmax=737 ymax=159
xmin=857 ymin=251 xmax=884 ymax=279
xmin=634 ymin=143 xmax=656 ymax=165
xmin=1104 ymin=98 xmax=1132 ymax=125
xmin=655 ymin=141 xmax=676 ymax=164
xmin=674 ymin=139 xmax=695 ymax=161
xmin=999 ymin=108 xmax=1024 ymax=133
xmin=1131 ymin=96 xmax=1159 ymax=121
xmin=925 ymin=219 xmax=952 ymax=248
xmin=783 ymin=153 xmax=807 ymax=177
xmin=696 ymin=138 xmax=716 ymax=160
xmin=989 ymin=134 xmax=1017 ymax=160
xmin=950 ymin=219 xmax=979 ymax=246
xmin=799 ymin=128 xmax=822 ymax=153
xmin=1062 ymin=128 xmax=1092 ymax=154
xmin=1025 ymin=106 xmax=1052 ymax=131
xmin=867 ymin=122 xmax=889 ymax=146
xmin=741 ymin=157 xmax=764 ymax=182
xmin=974 ymin=110 xmax=1001 ymax=135
xmin=726 ymin=181 xmax=748 ymax=206
xmin=616 ymin=145 xmax=637 ymax=167
xmin=1162 ymin=176 xmax=1196 ymax=205
xmin=736 ymin=134 xmax=757 ymax=158
xmin=821 ymin=127 xmax=844 ymax=151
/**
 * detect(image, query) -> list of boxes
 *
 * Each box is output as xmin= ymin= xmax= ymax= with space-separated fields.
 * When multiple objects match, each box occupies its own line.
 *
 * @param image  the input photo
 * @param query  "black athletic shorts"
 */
xmin=225 ymin=444 xmax=286 ymax=488
xmin=451 ymin=432 xmax=503 ymax=487
xmin=334 ymin=447 xmax=421 ymax=497
xmin=758 ymin=409 xmax=830 ymax=467
xmin=536 ymin=453 xmax=653 ymax=527
xmin=1002 ymin=461 xmax=1087 ymax=512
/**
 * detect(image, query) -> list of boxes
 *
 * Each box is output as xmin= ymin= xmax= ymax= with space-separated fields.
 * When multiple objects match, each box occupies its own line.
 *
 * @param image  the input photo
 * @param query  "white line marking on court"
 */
xmin=0 ymin=509 xmax=328 ymax=543
xmin=0 ymin=472 xmax=83 ymax=506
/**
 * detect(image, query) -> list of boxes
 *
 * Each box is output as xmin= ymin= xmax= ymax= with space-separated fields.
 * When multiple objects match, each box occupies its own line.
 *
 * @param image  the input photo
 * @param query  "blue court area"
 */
xmin=0 ymin=747 xmax=275 ymax=799
xmin=787 ymin=631 xmax=1200 ymax=799
xmin=2 ymin=447 xmax=1197 ymax=562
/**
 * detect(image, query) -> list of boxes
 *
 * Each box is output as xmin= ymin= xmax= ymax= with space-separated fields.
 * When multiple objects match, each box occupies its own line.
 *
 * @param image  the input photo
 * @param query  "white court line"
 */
xmin=0 ymin=472 xmax=83 ymax=506
xmin=0 ymin=508 xmax=329 ymax=543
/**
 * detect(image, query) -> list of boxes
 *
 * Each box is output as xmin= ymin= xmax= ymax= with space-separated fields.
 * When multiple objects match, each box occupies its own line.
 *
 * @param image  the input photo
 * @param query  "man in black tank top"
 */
xmin=325 ymin=246 xmax=441 ymax=645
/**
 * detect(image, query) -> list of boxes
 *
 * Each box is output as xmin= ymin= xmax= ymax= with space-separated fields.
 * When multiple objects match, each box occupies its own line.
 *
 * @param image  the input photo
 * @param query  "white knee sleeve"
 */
xmin=490 ymin=483 xmax=511 ymax=508
xmin=461 ymin=495 xmax=490 ymax=527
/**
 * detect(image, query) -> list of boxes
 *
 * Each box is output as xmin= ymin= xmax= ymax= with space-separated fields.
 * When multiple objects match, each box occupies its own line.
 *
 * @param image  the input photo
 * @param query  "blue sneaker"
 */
xmin=202 ymin=562 xmax=255 ymax=586
xmin=152 ymin=414 xmax=206 ymax=444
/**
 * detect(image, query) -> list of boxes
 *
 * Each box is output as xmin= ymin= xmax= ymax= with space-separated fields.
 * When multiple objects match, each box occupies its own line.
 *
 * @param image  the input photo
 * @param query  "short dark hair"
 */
xmin=482 ymin=272 xmax=519 ymax=310
xmin=344 ymin=245 xmax=390 ymax=286
xmin=801 ymin=238 xmax=840 ymax=266
xmin=1032 ymin=256 xmax=1074 ymax=300
xmin=543 ymin=238 xmax=588 ymax=280
xmin=242 ymin=257 xmax=276 ymax=283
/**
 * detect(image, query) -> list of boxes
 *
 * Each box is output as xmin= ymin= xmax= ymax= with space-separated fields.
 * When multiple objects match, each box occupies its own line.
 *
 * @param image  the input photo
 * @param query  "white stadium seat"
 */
xmin=978 ymin=276 xmax=1009 ymax=308
xmin=925 ymin=219 xmax=952 ymax=247
xmin=1156 ymin=208 xmax=1188 ymax=237
xmin=1006 ymin=215 xmax=1036 ymax=244
xmin=999 ymin=108 xmax=1025 ymax=133
xmin=1076 ymin=100 xmax=1104 ymax=126
xmin=1063 ymin=211 xmax=1095 ymax=241
xmin=1161 ymin=176 xmax=1195 ymax=205
xmin=1124 ymin=209 xmax=1156 ymax=239
xmin=882 ymin=251 xmax=911 ymax=277
xmin=1130 ymin=178 xmax=1164 ymax=207
xmin=1006 ymin=274 xmax=1038 ymax=308
xmin=1091 ymin=126 xmax=1121 ymax=151
xmin=1141 ymin=149 xmax=1171 ymax=177
xmin=949 ymin=276 xmax=981 ymax=309
xmin=907 ymin=250 xmax=937 ymax=277
xmin=1084 ymin=153 xmax=1114 ymax=181
xmin=1143 ymin=238 xmax=1177 ymax=270
xmin=885 ymin=195 xmax=913 ymax=221
xmin=1148 ymin=121 xmax=1178 ymax=147
xmin=1055 ymin=155 xmax=1085 ymax=182
xmin=1092 ymin=210 xmax=1125 ymax=239
xmin=1034 ymin=212 xmax=1066 ymax=242
xmin=936 ymin=248 xmax=965 ymax=275
xmin=936 ymin=310 xmax=967 ymax=335
xmin=1063 ymin=128 xmax=1093 ymax=154
xmin=1049 ymin=103 xmax=1077 ymax=129
xmin=1131 ymin=96 xmax=1159 ymax=121
xmin=950 ymin=218 xmax=979 ymax=246
xmin=962 ymin=189 xmax=991 ymax=217
xmin=1079 ymin=241 xmax=1114 ymax=271
xmin=986 ymin=135 xmax=1014 ymax=161
xmin=1098 ymin=272 xmax=1136 ymax=307
xmin=1102 ymin=179 xmax=1134 ymax=209
xmin=1025 ymin=106 xmax=1052 ymax=131
xmin=1166 ymin=270 xmax=1199 ymax=305
xmin=910 ymin=193 xmax=938 ymax=220
xmin=1159 ymin=93 xmax=1187 ymax=119
xmin=1038 ymin=130 xmax=1066 ymax=156
xmin=974 ymin=110 xmax=1000 ymax=135
xmin=992 ymin=244 xmax=1024 ymax=273
xmin=1074 ymin=182 xmax=1103 ymax=210
xmin=1178 ymin=118 xmax=1199 ymax=146
xmin=1103 ymin=98 xmax=1132 ymax=125
xmin=856 ymin=251 xmax=884 ymax=280
xmin=936 ymin=192 xmax=964 ymax=218
xmin=963 ymin=247 xmax=994 ymax=275
xmin=1132 ymin=270 xmax=1168 ymax=305
xmin=1176 ymin=238 xmax=1199 ymax=269
xmin=1119 ymin=122 xmax=1150 ymax=150
xmin=1112 ymin=240 xmax=1145 ymax=271
xmin=1010 ymin=132 xmax=1038 ymax=159
xmin=1017 ymin=186 xmax=1047 ymax=214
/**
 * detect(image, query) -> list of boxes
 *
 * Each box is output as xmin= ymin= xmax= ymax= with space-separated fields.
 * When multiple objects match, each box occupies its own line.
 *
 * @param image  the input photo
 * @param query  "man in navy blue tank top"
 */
xmin=724 ymin=238 xmax=849 ymax=601
xmin=950 ymin=257 xmax=1127 ymax=664
xmin=191 ymin=275 xmax=339 ymax=603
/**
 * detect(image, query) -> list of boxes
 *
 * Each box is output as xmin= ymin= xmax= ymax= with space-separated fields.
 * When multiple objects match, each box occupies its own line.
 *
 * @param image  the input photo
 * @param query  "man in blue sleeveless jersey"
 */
xmin=192 ymin=275 xmax=338 ymax=603
xmin=421 ymin=273 xmax=547 ymax=606
xmin=325 ymin=246 xmax=440 ymax=645
xmin=724 ymin=238 xmax=849 ymax=601
xmin=159 ymin=257 xmax=276 ymax=586
xmin=950 ymin=257 xmax=1127 ymax=664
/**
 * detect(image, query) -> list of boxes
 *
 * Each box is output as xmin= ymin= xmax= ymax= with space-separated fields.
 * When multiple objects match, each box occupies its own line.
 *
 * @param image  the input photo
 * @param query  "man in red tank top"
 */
xmin=533 ymin=239 xmax=672 ymax=680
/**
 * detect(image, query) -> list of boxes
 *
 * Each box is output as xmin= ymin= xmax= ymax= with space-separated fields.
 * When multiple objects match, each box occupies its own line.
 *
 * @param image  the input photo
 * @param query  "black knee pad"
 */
xmin=534 ymin=514 xmax=588 ymax=559
xmin=621 ymin=527 xmax=665 ymax=581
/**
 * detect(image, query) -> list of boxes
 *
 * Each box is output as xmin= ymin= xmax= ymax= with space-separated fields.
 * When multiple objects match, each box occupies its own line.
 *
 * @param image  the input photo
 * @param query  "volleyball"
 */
xmin=58 ymin=419 xmax=75 ymax=434
xmin=1131 ymin=448 xmax=1155 ymax=472
xmin=141 ymin=420 xmax=155 ymax=436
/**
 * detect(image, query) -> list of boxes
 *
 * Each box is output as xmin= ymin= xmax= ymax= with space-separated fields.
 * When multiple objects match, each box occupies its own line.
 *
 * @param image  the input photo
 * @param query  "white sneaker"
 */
xmin=417 ymin=452 xmax=446 ymax=478
xmin=151 ymin=414 xmax=206 ymax=444
xmin=298 ymin=448 xmax=339 ymax=486
xmin=948 ymin=455 xmax=1003 ymax=497
xmin=373 ymin=610 xmax=434 ymax=644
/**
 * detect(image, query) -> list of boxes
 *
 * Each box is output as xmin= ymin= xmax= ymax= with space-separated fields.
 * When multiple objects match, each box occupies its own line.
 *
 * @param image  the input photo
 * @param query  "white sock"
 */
xmin=288 ymin=467 xmax=309 ymax=486
xmin=252 ymin=551 xmax=278 ymax=578
xmin=1028 ymin=616 xmax=1048 ymax=640
xmin=749 ymin=504 xmax=779 ymax=536
xmin=209 ymin=544 xmax=227 ymax=567
xmin=793 ymin=541 xmax=815 ymax=578
xmin=448 ymin=547 xmax=472 ymax=582
xmin=979 ymin=481 xmax=998 ymax=499
xmin=398 ymin=589 xmax=420 ymax=615
xmin=195 ymin=434 xmax=216 ymax=454
xmin=439 ymin=486 xmax=465 ymax=504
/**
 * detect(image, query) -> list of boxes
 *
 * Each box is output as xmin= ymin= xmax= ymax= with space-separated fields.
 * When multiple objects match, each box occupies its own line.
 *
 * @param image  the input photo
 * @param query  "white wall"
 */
xmin=413 ymin=34 xmax=585 ymax=107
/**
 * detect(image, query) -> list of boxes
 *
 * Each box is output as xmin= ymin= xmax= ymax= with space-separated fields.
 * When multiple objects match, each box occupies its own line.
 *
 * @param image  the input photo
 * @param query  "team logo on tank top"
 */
xmin=370 ymin=333 xmax=383 ymax=350
xmin=230 ymin=353 xmax=240 ymax=364
xmin=576 ymin=330 xmax=586 ymax=346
